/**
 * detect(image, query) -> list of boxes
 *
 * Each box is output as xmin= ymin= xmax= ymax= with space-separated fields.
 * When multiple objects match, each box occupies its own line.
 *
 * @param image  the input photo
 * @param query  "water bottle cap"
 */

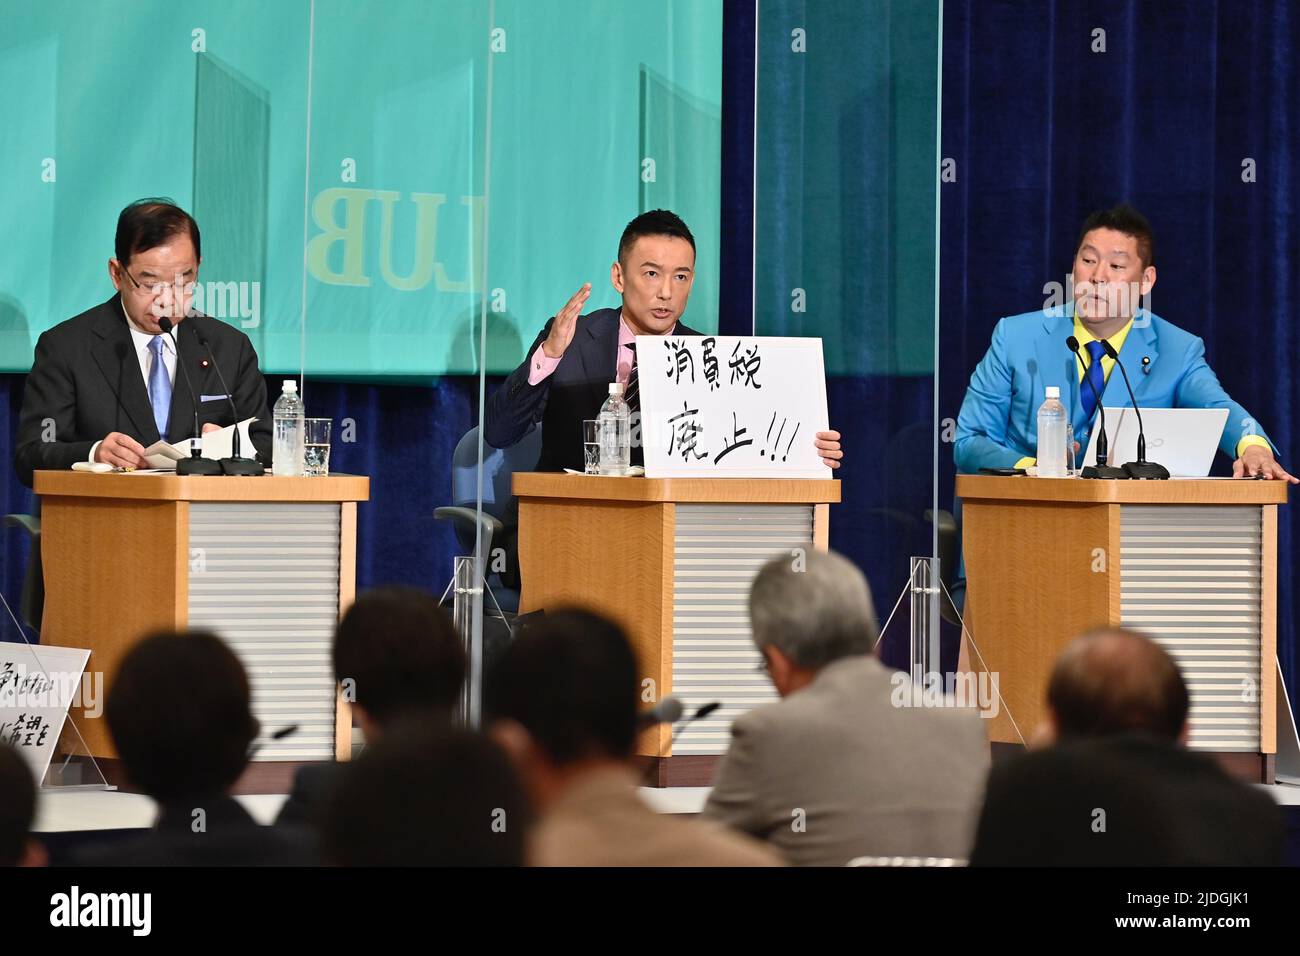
xmin=1045 ymin=386 xmax=1060 ymax=399
xmin=609 ymin=382 xmax=624 ymax=396
xmin=282 ymin=380 xmax=298 ymax=393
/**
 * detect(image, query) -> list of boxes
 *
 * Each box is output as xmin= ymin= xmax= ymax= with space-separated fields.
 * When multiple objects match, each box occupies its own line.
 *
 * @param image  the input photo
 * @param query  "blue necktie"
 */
xmin=147 ymin=335 xmax=172 ymax=438
xmin=1079 ymin=340 xmax=1107 ymax=424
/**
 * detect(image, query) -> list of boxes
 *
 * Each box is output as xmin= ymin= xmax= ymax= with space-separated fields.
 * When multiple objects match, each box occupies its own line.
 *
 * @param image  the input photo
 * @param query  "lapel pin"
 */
xmin=1141 ymin=356 xmax=1151 ymax=374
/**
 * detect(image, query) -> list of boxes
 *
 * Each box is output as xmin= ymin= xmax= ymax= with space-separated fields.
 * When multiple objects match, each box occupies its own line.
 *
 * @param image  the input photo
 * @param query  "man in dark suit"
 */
xmin=0 ymin=742 xmax=46 ymax=867
xmin=970 ymin=628 xmax=1284 ymax=866
xmin=75 ymin=630 xmax=317 ymax=866
xmin=485 ymin=209 xmax=844 ymax=472
xmin=13 ymin=198 xmax=272 ymax=487
xmin=322 ymin=719 xmax=529 ymax=866
xmin=275 ymin=586 xmax=466 ymax=829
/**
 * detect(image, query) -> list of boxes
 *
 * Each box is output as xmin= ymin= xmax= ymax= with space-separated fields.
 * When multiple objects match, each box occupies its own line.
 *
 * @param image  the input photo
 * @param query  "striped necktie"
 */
xmin=623 ymin=343 xmax=642 ymax=466
xmin=622 ymin=343 xmax=640 ymax=413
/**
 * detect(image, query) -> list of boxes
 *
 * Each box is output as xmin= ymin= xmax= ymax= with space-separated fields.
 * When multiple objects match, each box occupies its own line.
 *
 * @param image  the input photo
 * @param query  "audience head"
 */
xmin=322 ymin=720 xmax=527 ymax=866
xmin=0 ymin=743 xmax=44 ymax=866
xmin=748 ymin=550 xmax=879 ymax=697
xmin=333 ymin=586 xmax=466 ymax=739
xmin=1044 ymin=627 xmax=1189 ymax=744
xmin=488 ymin=609 xmax=639 ymax=804
xmin=106 ymin=630 xmax=258 ymax=802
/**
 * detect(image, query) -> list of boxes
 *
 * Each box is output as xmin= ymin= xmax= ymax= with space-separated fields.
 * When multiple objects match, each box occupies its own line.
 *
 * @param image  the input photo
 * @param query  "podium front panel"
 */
xmin=188 ymin=502 xmax=342 ymax=761
xmin=1120 ymin=504 xmax=1270 ymax=753
xmin=669 ymin=503 xmax=813 ymax=755
xmin=959 ymin=475 xmax=1282 ymax=776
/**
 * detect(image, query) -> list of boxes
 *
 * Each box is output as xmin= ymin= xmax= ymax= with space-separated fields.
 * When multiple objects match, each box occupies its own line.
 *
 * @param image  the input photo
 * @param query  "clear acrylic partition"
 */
xmin=0 ymin=0 xmax=336 ymax=789
xmin=467 ymin=1 xmax=725 ymax=724
xmin=754 ymin=1 xmax=946 ymax=683
xmin=0 ymin=0 xmax=497 ymax=781
xmin=301 ymin=1 xmax=493 ymax=726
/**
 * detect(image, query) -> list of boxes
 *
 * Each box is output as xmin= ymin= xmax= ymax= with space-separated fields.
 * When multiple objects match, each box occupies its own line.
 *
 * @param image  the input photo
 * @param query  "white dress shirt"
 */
xmin=87 ymin=301 xmax=178 ymax=462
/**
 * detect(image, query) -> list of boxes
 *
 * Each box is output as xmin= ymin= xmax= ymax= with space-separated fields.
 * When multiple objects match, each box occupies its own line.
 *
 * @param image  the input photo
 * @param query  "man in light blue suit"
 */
xmin=956 ymin=204 xmax=1296 ymax=482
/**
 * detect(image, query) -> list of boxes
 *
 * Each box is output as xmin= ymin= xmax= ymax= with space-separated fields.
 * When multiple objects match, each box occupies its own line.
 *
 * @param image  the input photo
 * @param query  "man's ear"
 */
xmin=1140 ymin=265 xmax=1156 ymax=296
xmin=489 ymin=718 xmax=535 ymax=767
xmin=610 ymin=260 xmax=625 ymax=294
xmin=763 ymin=645 xmax=795 ymax=696
xmin=108 ymin=259 xmax=124 ymax=293
xmin=1177 ymin=720 xmax=1190 ymax=748
xmin=1029 ymin=712 xmax=1058 ymax=749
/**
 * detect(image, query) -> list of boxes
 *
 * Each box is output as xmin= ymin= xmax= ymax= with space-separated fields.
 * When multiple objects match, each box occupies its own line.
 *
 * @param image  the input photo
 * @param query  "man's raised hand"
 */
xmin=541 ymin=283 xmax=592 ymax=359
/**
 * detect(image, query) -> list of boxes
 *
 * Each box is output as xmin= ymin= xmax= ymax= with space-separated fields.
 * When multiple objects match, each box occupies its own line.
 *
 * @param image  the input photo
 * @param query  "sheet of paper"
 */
xmin=140 ymin=418 xmax=256 ymax=469
xmin=200 ymin=418 xmax=256 ymax=460
xmin=141 ymin=439 xmax=189 ymax=469
xmin=561 ymin=466 xmax=646 ymax=476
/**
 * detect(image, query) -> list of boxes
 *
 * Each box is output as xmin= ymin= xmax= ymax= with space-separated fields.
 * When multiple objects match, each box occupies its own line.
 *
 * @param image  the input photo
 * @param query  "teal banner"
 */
xmin=0 ymin=0 xmax=722 ymax=376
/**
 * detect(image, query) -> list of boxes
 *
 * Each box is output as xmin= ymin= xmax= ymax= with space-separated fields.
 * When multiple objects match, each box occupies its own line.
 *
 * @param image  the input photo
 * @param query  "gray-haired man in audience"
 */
xmin=702 ymin=549 xmax=990 ymax=866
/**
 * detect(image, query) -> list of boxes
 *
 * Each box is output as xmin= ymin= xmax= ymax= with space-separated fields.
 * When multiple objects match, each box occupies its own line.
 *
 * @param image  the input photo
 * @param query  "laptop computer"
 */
xmin=1081 ymin=407 xmax=1229 ymax=477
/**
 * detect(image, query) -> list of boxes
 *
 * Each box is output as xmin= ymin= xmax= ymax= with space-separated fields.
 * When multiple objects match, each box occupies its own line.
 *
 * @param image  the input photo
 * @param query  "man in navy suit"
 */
xmin=485 ymin=210 xmax=843 ymax=472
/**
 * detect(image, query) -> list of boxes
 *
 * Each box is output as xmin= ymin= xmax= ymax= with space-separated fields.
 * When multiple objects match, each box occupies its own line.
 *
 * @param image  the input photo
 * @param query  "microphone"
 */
xmin=193 ymin=326 xmax=265 ymax=476
xmin=662 ymin=701 xmax=721 ymax=755
xmin=1100 ymin=340 xmax=1169 ymax=480
xmin=637 ymin=696 xmax=685 ymax=729
xmin=157 ymin=319 xmax=221 ymax=476
xmin=1066 ymin=336 xmax=1126 ymax=480
xmin=638 ymin=699 xmax=723 ymax=785
xmin=245 ymin=723 xmax=299 ymax=761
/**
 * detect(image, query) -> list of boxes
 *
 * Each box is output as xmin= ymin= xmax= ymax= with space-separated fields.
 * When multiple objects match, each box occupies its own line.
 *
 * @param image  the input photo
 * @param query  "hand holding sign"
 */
xmin=541 ymin=283 xmax=593 ymax=359
xmin=815 ymin=430 xmax=842 ymax=469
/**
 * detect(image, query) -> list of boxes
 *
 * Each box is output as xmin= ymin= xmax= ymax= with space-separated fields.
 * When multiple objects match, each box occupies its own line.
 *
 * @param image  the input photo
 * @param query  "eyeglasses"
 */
xmin=118 ymin=264 xmax=196 ymax=297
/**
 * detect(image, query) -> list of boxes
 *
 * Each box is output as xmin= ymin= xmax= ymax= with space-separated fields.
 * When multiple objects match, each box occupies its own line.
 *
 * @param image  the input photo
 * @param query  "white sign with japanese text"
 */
xmin=0 ymin=643 xmax=92 ymax=783
xmin=636 ymin=335 xmax=831 ymax=479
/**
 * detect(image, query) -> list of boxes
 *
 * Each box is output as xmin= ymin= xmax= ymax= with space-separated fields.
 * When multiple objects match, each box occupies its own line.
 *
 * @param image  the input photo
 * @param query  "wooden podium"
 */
xmin=956 ymin=475 xmax=1287 ymax=781
xmin=513 ymin=472 xmax=840 ymax=786
xmin=33 ymin=470 xmax=369 ymax=791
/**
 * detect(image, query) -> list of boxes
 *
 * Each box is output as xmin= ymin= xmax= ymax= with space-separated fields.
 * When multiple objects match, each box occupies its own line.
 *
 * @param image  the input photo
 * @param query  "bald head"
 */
xmin=1046 ymin=628 xmax=1188 ymax=742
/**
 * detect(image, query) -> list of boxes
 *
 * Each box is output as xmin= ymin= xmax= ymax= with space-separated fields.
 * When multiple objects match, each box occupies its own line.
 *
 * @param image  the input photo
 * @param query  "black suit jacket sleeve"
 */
xmin=230 ymin=329 xmax=273 ymax=464
xmin=484 ymin=317 xmax=555 ymax=450
xmin=14 ymin=330 xmax=95 ymax=486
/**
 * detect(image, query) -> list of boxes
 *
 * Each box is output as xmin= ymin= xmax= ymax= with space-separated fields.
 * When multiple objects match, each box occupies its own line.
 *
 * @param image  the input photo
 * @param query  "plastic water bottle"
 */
xmin=598 ymin=382 xmax=631 ymax=476
xmin=1036 ymin=385 xmax=1068 ymax=478
xmin=273 ymin=380 xmax=305 ymax=476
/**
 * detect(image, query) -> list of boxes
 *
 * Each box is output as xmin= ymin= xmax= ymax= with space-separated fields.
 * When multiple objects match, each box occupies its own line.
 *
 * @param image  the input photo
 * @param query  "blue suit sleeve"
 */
xmin=1173 ymin=334 xmax=1274 ymax=460
xmin=484 ymin=317 xmax=556 ymax=450
xmin=954 ymin=318 xmax=1033 ymax=473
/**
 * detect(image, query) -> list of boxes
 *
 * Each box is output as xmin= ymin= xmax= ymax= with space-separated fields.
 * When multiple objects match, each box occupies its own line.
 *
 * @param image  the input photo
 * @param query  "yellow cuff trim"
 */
xmin=1013 ymin=456 xmax=1036 ymax=470
xmin=1236 ymin=435 xmax=1271 ymax=458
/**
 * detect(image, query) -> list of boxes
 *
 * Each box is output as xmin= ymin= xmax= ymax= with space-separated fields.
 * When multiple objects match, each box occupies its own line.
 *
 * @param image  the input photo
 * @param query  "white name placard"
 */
xmin=0 ymin=643 xmax=92 ymax=782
